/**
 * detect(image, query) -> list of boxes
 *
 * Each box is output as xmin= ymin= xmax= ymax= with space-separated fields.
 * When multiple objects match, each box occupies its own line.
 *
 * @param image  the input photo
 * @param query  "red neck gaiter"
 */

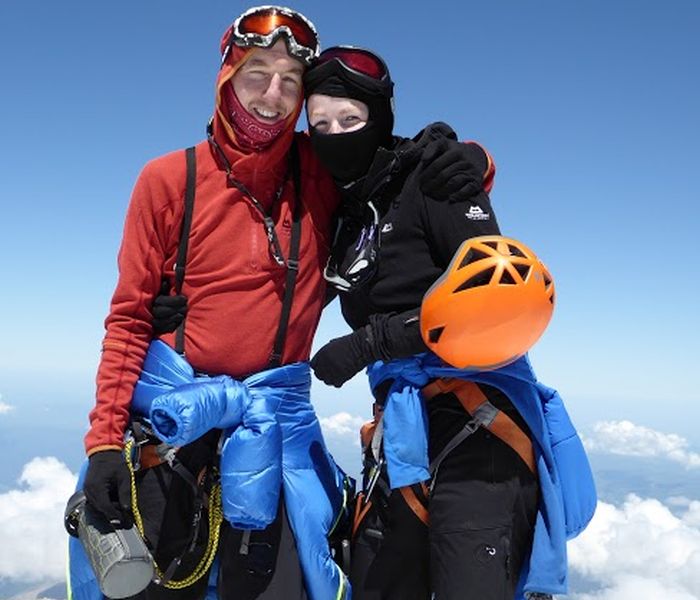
xmin=221 ymin=82 xmax=287 ymax=151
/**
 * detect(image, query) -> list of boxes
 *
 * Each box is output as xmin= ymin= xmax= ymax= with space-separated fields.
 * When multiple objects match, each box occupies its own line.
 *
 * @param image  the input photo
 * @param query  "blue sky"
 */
xmin=0 ymin=1 xmax=699 ymax=598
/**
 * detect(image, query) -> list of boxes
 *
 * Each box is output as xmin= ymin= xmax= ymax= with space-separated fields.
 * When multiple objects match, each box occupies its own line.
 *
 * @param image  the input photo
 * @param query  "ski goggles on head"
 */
xmin=306 ymin=46 xmax=393 ymax=97
xmin=324 ymin=201 xmax=381 ymax=292
xmin=224 ymin=5 xmax=320 ymax=66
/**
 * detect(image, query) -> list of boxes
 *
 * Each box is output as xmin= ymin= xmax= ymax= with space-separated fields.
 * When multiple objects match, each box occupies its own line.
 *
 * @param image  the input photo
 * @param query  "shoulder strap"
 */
xmin=169 ymin=144 xmax=300 ymax=365
xmin=268 ymin=139 xmax=302 ymax=368
xmin=174 ymin=146 xmax=197 ymax=355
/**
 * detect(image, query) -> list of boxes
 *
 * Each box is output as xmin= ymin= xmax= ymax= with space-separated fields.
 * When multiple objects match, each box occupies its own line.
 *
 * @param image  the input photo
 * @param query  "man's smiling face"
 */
xmin=231 ymin=38 xmax=304 ymax=124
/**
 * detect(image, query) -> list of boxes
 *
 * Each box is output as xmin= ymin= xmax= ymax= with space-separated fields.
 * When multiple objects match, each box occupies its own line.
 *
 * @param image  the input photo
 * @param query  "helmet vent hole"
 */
xmin=508 ymin=244 xmax=526 ymax=258
xmin=459 ymin=248 xmax=490 ymax=269
xmin=543 ymin=272 xmax=552 ymax=287
xmin=482 ymin=241 xmax=499 ymax=250
xmin=549 ymin=291 xmax=555 ymax=305
xmin=428 ymin=326 xmax=445 ymax=343
xmin=500 ymin=269 xmax=517 ymax=285
xmin=513 ymin=263 xmax=531 ymax=281
xmin=454 ymin=266 xmax=496 ymax=292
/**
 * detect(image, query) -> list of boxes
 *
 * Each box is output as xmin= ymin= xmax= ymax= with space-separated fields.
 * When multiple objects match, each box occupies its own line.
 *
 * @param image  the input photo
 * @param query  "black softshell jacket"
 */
xmin=335 ymin=122 xmax=533 ymax=482
xmin=337 ymin=122 xmax=500 ymax=329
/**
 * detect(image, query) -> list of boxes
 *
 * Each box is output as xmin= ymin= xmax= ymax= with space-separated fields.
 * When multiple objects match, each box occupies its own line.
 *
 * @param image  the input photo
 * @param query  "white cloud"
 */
xmin=583 ymin=420 xmax=700 ymax=468
xmin=0 ymin=393 xmax=13 ymax=414
xmin=683 ymin=501 xmax=700 ymax=528
xmin=571 ymin=575 xmax=698 ymax=600
xmin=569 ymin=495 xmax=700 ymax=599
xmin=320 ymin=412 xmax=366 ymax=446
xmin=0 ymin=457 xmax=77 ymax=582
xmin=668 ymin=496 xmax=694 ymax=508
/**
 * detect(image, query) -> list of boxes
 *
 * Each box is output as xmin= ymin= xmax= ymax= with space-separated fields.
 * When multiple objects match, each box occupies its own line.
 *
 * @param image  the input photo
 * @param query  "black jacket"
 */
xmin=335 ymin=122 xmax=500 ymax=329
xmin=333 ymin=123 xmax=533 ymax=483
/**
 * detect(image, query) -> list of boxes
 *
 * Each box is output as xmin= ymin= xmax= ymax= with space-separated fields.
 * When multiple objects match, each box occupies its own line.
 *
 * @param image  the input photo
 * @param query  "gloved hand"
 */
xmin=83 ymin=449 xmax=133 ymax=528
xmin=152 ymin=293 xmax=187 ymax=335
xmin=419 ymin=138 xmax=487 ymax=202
xmin=311 ymin=327 xmax=376 ymax=388
xmin=311 ymin=310 xmax=427 ymax=387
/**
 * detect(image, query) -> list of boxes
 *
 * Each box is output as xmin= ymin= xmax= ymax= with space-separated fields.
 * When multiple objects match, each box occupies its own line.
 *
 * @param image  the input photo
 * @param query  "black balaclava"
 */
xmin=306 ymin=74 xmax=394 ymax=187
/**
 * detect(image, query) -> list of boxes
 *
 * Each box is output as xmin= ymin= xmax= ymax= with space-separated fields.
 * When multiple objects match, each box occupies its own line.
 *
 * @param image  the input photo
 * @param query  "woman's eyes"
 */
xmin=311 ymin=119 xmax=328 ymax=130
xmin=310 ymin=113 xmax=364 ymax=132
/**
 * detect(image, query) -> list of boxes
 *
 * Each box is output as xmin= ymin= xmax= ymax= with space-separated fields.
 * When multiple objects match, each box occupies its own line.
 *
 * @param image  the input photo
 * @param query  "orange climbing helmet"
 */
xmin=420 ymin=235 xmax=555 ymax=370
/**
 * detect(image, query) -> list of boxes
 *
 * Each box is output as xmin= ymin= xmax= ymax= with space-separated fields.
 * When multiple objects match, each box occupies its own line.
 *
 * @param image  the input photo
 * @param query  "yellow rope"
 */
xmin=328 ymin=480 xmax=349 ymax=538
xmin=335 ymin=566 xmax=348 ymax=600
xmin=124 ymin=439 xmax=223 ymax=589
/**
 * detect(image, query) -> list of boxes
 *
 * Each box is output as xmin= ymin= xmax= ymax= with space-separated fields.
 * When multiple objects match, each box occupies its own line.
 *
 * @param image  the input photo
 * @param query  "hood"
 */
xmin=209 ymin=25 xmax=304 ymax=206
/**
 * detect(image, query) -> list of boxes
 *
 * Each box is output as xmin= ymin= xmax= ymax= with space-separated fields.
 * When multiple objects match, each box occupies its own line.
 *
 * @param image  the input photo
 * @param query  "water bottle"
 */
xmin=65 ymin=490 xmax=155 ymax=599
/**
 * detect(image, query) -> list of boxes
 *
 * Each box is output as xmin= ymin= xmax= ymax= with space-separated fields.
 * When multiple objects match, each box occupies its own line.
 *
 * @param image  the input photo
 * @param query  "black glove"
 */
xmin=311 ymin=327 xmax=376 ymax=388
xmin=152 ymin=293 xmax=188 ymax=335
xmin=83 ymin=450 xmax=133 ymax=528
xmin=419 ymin=138 xmax=487 ymax=202
xmin=311 ymin=309 xmax=427 ymax=387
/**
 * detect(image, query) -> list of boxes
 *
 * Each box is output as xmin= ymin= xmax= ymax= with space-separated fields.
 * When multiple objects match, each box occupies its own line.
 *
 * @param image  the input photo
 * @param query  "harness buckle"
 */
xmin=157 ymin=444 xmax=178 ymax=468
xmin=462 ymin=416 xmax=481 ymax=436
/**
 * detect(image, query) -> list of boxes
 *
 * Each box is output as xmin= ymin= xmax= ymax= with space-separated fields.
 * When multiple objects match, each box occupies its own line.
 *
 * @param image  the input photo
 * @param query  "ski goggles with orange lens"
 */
xmin=305 ymin=46 xmax=393 ymax=97
xmin=224 ymin=5 xmax=320 ymax=66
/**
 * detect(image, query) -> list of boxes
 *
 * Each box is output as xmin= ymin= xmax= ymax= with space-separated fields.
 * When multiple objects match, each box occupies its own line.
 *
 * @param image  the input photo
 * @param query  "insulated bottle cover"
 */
xmin=65 ymin=490 xmax=155 ymax=599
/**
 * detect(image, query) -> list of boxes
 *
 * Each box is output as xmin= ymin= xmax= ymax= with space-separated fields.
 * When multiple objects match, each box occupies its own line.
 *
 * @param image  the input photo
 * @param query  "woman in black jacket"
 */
xmin=305 ymin=47 xmax=540 ymax=600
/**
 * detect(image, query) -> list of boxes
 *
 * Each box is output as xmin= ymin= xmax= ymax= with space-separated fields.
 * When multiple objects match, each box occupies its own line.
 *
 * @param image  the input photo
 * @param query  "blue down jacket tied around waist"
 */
xmin=367 ymin=353 xmax=597 ymax=600
xmin=131 ymin=340 xmax=350 ymax=600
xmin=69 ymin=340 xmax=349 ymax=600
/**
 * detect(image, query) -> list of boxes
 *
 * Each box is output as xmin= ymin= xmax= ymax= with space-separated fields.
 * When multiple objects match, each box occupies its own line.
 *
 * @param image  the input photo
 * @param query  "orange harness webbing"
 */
xmin=422 ymin=378 xmax=536 ymax=474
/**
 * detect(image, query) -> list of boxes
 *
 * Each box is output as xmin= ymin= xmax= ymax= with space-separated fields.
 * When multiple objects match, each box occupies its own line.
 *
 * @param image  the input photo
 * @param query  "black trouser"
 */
xmin=351 ymin=386 xmax=539 ymax=600
xmin=427 ymin=387 xmax=539 ymax=599
xmin=217 ymin=504 xmax=307 ymax=600
xmin=351 ymin=485 xmax=430 ymax=600
xmin=126 ymin=431 xmax=306 ymax=600
xmin=429 ymin=472 xmax=538 ymax=599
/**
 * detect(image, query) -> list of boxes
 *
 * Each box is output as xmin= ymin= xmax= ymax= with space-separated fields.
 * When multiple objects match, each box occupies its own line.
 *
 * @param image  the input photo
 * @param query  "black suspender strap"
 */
xmin=171 ymin=140 xmax=302 ymax=366
xmin=174 ymin=146 xmax=197 ymax=355
xmin=269 ymin=139 xmax=302 ymax=368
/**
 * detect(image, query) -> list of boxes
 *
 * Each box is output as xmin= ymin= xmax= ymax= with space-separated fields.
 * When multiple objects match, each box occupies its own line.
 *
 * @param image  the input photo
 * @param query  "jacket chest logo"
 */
xmin=466 ymin=205 xmax=490 ymax=221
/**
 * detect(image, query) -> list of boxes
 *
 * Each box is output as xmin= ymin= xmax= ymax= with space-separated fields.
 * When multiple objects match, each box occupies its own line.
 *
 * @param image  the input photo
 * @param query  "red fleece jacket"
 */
xmin=85 ymin=136 xmax=339 ymax=453
xmin=85 ymin=43 xmax=340 ymax=453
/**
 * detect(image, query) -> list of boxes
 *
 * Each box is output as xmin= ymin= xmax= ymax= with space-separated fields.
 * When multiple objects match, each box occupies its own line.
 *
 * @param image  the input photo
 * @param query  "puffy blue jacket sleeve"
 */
xmin=148 ymin=377 xmax=246 ymax=446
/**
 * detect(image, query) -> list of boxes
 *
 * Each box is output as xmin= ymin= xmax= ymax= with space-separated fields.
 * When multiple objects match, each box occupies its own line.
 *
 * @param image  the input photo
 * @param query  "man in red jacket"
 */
xmin=82 ymin=7 xmax=340 ymax=599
